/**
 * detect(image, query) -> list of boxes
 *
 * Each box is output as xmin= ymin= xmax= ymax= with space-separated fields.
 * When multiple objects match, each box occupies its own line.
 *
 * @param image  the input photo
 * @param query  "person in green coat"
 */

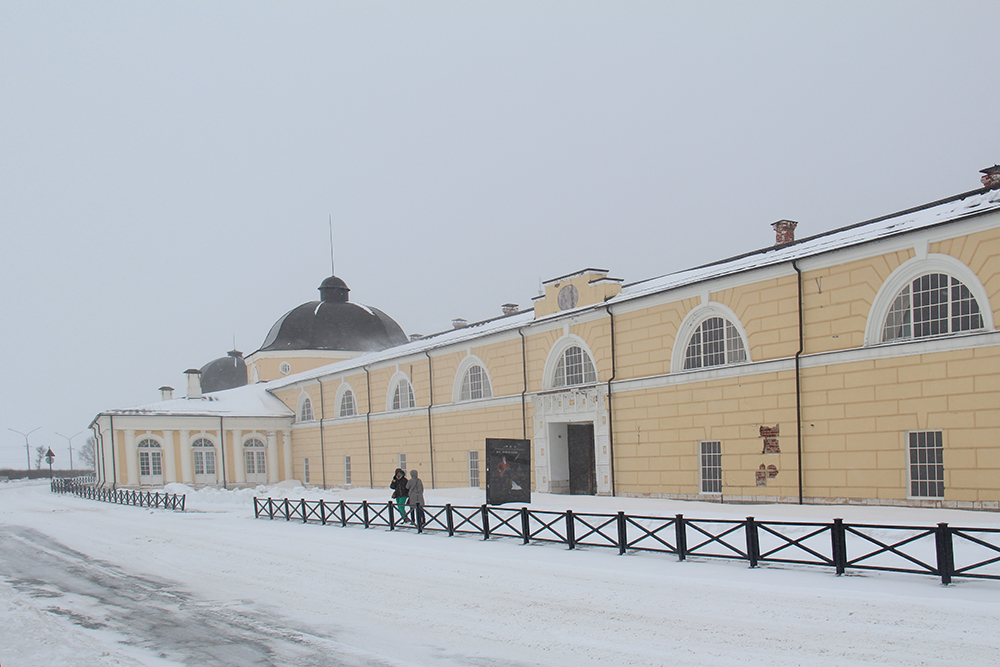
xmin=390 ymin=468 xmax=409 ymax=523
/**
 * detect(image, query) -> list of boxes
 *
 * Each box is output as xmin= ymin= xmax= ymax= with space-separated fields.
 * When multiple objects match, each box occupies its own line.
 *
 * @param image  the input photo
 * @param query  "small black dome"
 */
xmin=259 ymin=276 xmax=407 ymax=353
xmin=200 ymin=350 xmax=248 ymax=393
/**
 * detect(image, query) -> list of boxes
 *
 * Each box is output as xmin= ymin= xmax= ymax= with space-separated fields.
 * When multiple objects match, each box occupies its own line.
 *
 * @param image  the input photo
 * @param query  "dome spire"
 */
xmin=319 ymin=275 xmax=350 ymax=303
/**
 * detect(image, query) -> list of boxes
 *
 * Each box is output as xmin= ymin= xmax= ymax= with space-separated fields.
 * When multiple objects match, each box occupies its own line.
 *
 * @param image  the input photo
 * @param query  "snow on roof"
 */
xmin=268 ymin=186 xmax=1000 ymax=391
xmin=104 ymin=382 xmax=293 ymax=418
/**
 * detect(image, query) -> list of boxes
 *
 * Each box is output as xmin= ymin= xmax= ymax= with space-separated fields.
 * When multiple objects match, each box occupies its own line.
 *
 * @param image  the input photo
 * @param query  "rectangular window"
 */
xmin=700 ymin=441 xmax=722 ymax=493
xmin=245 ymin=450 xmax=256 ymax=475
xmin=256 ymin=451 xmax=266 ymax=476
xmin=304 ymin=457 xmax=310 ymax=484
xmin=139 ymin=452 xmax=150 ymax=476
xmin=344 ymin=456 xmax=352 ymax=485
xmin=150 ymin=452 xmax=162 ymax=477
xmin=398 ymin=453 xmax=406 ymax=472
xmin=193 ymin=451 xmax=204 ymax=476
xmin=468 ymin=450 xmax=480 ymax=488
xmin=909 ymin=431 xmax=944 ymax=498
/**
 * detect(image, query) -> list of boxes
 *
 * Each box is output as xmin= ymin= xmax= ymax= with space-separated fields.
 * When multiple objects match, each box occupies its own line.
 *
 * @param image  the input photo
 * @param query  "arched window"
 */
xmin=244 ymin=437 xmax=266 ymax=484
xmin=459 ymin=364 xmax=493 ymax=401
xmin=339 ymin=389 xmax=357 ymax=417
xmin=881 ymin=273 xmax=983 ymax=342
xmin=191 ymin=438 xmax=216 ymax=485
xmin=137 ymin=438 xmax=163 ymax=483
xmin=553 ymin=345 xmax=597 ymax=388
xmin=865 ymin=255 xmax=992 ymax=346
xmin=298 ymin=394 xmax=314 ymax=422
xmin=683 ymin=316 xmax=747 ymax=370
xmin=391 ymin=378 xmax=415 ymax=411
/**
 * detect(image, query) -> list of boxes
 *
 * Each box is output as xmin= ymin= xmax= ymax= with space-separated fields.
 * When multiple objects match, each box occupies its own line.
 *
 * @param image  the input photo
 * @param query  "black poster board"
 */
xmin=486 ymin=438 xmax=531 ymax=505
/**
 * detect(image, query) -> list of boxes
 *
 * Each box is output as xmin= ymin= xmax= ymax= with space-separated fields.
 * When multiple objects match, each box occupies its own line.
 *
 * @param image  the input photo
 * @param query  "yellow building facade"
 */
xmin=93 ymin=174 xmax=1000 ymax=509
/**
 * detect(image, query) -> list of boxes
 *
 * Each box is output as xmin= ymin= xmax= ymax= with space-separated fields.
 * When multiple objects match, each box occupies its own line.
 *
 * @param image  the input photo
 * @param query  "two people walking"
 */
xmin=390 ymin=468 xmax=425 ymax=527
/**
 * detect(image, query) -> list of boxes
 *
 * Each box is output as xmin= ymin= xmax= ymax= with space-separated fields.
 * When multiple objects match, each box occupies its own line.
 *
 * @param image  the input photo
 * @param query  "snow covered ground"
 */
xmin=2 ymin=479 xmax=999 ymax=667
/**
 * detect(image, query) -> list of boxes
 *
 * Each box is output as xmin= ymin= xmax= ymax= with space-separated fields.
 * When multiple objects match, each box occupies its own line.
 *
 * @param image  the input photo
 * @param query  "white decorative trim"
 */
xmin=670 ymin=302 xmax=752 ymax=373
xmin=296 ymin=391 xmax=316 ymax=422
xmin=542 ymin=334 xmax=599 ymax=390
xmin=452 ymin=355 xmax=494 ymax=404
xmin=334 ymin=382 xmax=357 ymax=417
xmin=863 ymin=254 xmax=994 ymax=346
xmin=386 ymin=371 xmax=416 ymax=412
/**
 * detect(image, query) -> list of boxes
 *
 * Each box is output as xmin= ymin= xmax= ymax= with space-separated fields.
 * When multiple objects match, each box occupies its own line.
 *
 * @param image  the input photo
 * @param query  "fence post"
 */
xmin=521 ymin=507 xmax=531 ymax=545
xmin=481 ymin=504 xmax=491 ymax=540
xmin=446 ymin=504 xmax=454 ymax=536
xmin=675 ymin=514 xmax=687 ymax=561
xmin=339 ymin=500 xmax=347 ymax=526
xmin=283 ymin=498 xmax=290 ymax=521
xmin=746 ymin=517 xmax=759 ymax=568
xmin=617 ymin=511 xmax=627 ymax=555
xmin=566 ymin=510 xmax=576 ymax=550
xmin=935 ymin=523 xmax=954 ymax=585
xmin=254 ymin=498 xmax=260 ymax=518
xmin=831 ymin=519 xmax=847 ymax=576
xmin=301 ymin=498 xmax=308 ymax=523
xmin=363 ymin=500 xmax=370 ymax=528
xmin=389 ymin=501 xmax=396 ymax=530
xmin=268 ymin=498 xmax=275 ymax=520
xmin=320 ymin=500 xmax=328 ymax=526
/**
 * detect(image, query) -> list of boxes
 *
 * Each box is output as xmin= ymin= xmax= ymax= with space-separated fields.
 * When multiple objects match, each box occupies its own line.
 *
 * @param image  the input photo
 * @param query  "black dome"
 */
xmin=259 ymin=276 xmax=407 ymax=353
xmin=200 ymin=350 xmax=248 ymax=393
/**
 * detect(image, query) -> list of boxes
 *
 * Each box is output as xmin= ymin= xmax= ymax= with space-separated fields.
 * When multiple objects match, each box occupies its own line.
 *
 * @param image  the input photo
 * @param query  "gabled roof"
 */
xmin=265 ymin=185 xmax=1000 ymax=392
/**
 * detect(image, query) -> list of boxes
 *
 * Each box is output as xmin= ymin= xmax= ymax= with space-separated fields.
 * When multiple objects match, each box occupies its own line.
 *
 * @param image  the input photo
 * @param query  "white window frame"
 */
xmin=907 ymin=430 xmax=944 ymax=499
xmin=137 ymin=437 xmax=163 ymax=483
xmin=191 ymin=437 xmax=217 ymax=484
xmin=398 ymin=453 xmax=407 ymax=472
xmin=453 ymin=355 xmax=494 ymax=403
xmin=303 ymin=457 xmax=310 ymax=484
xmin=699 ymin=441 xmax=722 ymax=494
xmin=542 ymin=334 xmax=599 ymax=390
xmin=297 ymin=391 xmax=315 ymax=422
xmin=468 ymin=450 xmax=480 ymax=488
xmin=344 ymin=455 xmax=352 ymax=486
xmin=335 ymin=382 xmax=357 ymax=417
xmin=243 ymin=437 xmax=267 ymax=483
xmin=672 ymin=303 xmax=751 ymax=373
xmin=386 ymin=371 xmax=416 ymax=412
xmin=865 ymin=254 xmax=992 ymax=346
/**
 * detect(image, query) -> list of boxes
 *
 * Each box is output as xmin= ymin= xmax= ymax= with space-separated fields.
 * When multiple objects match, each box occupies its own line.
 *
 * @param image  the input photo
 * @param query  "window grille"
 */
xmin=398 ymin=453 xmax=407 ymax=472
xmin=344 ymin=456 xmax=352 ymax=485
xmin=300 ymin=397 xmax=314 ymax=422
xmin=340 ymin=390 xmax=356 ymax=417
xmin=468 ymin=450 xmax=480 ymax=488
xmin=700 ymin=441 xmax=722 ymax=493
xmin=883 ymin=274 xmax=983 ymax=342
xmin=304 ymin=457 xmax=310 ymax=484
xmin=460 ymin=365 xmax=493 ymax=401
xmin=392 ymin=380 xmax=415 ymax=410
xmin=685 ymin=318 xmax=746 ymax=370
xmin=553 ymin=345 xmax=597 ymax=387
xmin=908 ymin=431 xmax=944 ymax=498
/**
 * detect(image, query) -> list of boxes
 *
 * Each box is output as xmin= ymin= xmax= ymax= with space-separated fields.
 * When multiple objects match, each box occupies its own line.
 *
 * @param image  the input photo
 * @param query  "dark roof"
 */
xmin=258 ymin=276 xmax=408 ymax=353
xmin=200 ymin=350 xmax=248 ymax=393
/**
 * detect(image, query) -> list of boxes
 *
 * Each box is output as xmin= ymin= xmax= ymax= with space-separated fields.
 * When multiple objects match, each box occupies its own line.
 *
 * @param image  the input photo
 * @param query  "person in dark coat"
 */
xmin=406 ymin=469 xmax=425 ymax=527
xmin=390 ymin=468 xmax=409 ymax=523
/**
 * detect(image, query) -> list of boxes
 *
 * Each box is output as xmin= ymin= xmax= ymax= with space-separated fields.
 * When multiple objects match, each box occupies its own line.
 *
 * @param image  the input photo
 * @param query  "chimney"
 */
xmin=452 ymin=318 xmax=468 ymax=329
xmin=159 ymin=386 xmax=174 ymax=401
xmin=184 ymin=369 xmax=203 ymax=399
xmin=981 ymin=165 xmax=1000 ymax=190
xmin=771 ymin=219 xmax=798 ymax=245
xmin=502 ymin=303 xmax=519 ymax=316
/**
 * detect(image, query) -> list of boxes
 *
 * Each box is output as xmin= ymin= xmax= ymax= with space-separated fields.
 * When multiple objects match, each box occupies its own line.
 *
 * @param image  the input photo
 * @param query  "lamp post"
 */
xmin=56 ymin=431 xmax=83 ymax=472
xmin=8 ymin=427 xmax=41 ymax=470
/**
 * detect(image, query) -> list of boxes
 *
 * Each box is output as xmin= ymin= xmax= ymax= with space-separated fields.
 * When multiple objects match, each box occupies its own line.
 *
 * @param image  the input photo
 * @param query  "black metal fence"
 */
xmin=52 ymin=477 xmax=186 ymax=511
xmin=254 ymin=497 xmax=1000 ymax=585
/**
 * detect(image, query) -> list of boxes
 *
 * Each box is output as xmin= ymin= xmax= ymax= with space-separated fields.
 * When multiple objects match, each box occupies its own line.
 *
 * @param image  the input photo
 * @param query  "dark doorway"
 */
xmin=567 ymin=423 xmax=596 ymax=495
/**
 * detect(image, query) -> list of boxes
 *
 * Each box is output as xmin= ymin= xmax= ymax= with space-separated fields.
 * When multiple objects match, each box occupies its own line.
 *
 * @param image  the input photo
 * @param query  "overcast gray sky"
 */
xmin=2 ymin=2 xmax=998 ymax=468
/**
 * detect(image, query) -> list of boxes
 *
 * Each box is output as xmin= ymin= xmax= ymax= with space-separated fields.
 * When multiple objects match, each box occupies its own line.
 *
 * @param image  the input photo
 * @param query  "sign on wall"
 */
xmin=485 ymin=438 xmax=531 ymax=505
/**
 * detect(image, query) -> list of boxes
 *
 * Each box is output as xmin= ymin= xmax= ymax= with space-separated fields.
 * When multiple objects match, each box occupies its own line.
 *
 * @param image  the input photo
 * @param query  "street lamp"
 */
xmin=8 ymin=427 xmax=41 ymax=470
xmin=56 ymin=431 xmax=83 ymax=472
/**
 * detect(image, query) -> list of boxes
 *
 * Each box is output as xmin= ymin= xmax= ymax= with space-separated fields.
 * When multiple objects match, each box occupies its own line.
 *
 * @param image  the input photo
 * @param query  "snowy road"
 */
xmin=2 ymin=480 xmax=1000 ymax=666
xmin=0 ymin=525 xmax=393 ymax=666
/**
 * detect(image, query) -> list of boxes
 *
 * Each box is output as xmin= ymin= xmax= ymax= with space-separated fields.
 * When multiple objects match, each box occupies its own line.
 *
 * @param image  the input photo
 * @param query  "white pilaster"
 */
xmin=282 ymin=429 xmax=293 ymax=481
xmin=161 ymin=429 xmax=176 ymax=484
xmin=179 ymin=429 xmax=192 ymax=484
xmin=233 ymin=429 xmax=245 ymax=484
xmin=266 ymin=431 xmax=279 ymax=484
xmin=124 ymin=429 xmax=138 ymax=487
